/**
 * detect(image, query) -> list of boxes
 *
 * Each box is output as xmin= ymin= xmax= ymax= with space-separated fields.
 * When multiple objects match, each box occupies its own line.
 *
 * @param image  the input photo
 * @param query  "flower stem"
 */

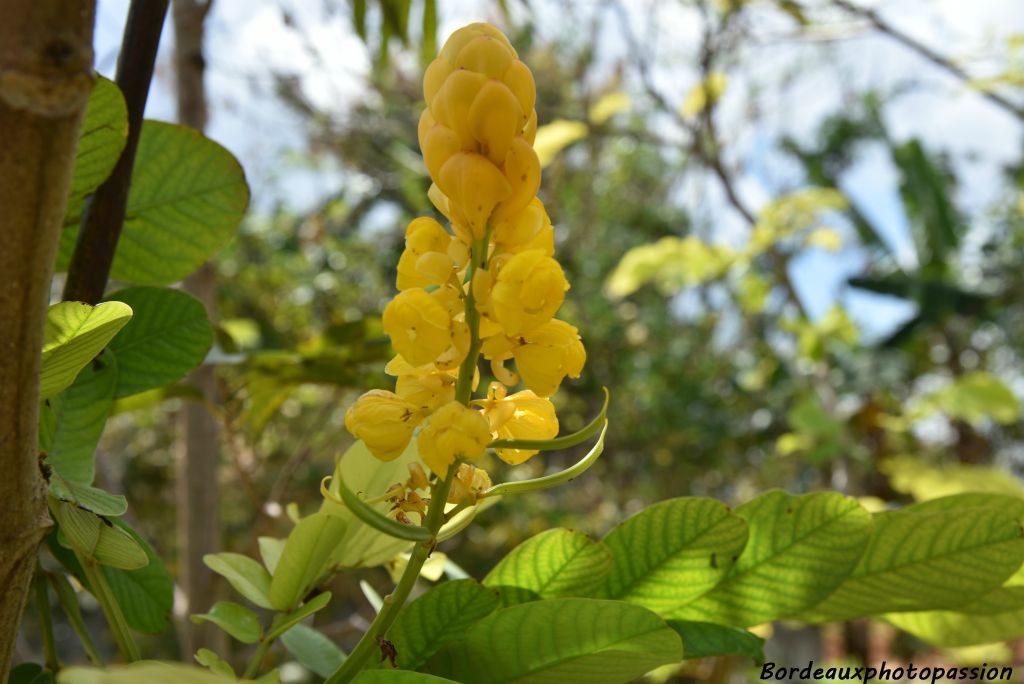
xmin=242 ymin=614 xmax=284 ymax=680
xmin=326 ymin=232 xmax=488 ymax=683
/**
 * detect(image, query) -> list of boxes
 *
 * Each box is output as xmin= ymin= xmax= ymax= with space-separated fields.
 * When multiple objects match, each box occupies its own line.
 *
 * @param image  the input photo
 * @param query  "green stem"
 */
xmin=34 ymin=569 xmax=59 ymax=673
xmin=80 ymin=558 xmax=140 ymax=662
xmin=47 ymin=571 xmax=103 ymax=665
xmin=325 ymin=467 xmax=457 ymax=684
xmin=242 ymin=615 xmax=284 ymax=680
xmin=326 ymin=231 xmax=489 ymax=684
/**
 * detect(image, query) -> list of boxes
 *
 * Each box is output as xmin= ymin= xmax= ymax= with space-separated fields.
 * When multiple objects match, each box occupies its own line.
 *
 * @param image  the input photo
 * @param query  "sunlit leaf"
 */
xmin=483 ymin=528 xmax=612 ymax=599
xmin=40 ymin=301 xmax=132 ymax=399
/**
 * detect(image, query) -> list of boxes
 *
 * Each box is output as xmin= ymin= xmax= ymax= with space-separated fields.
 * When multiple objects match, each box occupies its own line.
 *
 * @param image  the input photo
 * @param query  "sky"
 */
xmin=93 ymin=0 xmax=1024 ymax=339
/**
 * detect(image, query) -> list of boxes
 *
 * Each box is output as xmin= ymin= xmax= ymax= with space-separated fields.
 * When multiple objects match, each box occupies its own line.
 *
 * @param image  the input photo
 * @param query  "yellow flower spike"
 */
xmin=419 ymin=119 xmax=461 ymax=182
xmin=344 ymin=389 xmax=424 ymax=461
xmin=453 ymin=34 xmax=515 ymax=78
xmin=431 ymin=69 xmax=487 ymax=149
xmin=423 ymin=57 xmax=453 ymax=104
xmin=478 ymin=382 xmax=559 ymax=464
xmin=468 ymin=80 xmax=524 ymax=165
xmin=492 ymin=137 xmax=541 ymax=224
xmin=396 ymin=217 xmax=452 ymax=290
xmin=417 ymin=401 xmax=492 ymax=476
xmin=382 ymin=289 xmax=453 ymax=367
xmin=438 ymin=152 xmax=511 ymax=238
xmin=513 ymin=319 xmax=586 ymax=397
xmin=490 ymin=249 xmax=568 ymax=336
xmin=502 ymin=60 xmax=536 ymax=126
xmin=395 ymin=369 xmax=457 ymax=412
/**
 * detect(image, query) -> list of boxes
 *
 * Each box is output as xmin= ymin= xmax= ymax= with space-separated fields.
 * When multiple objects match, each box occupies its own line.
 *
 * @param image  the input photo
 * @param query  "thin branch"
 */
xmin=831 ymin=0 xmax=1024 ymax=120
xmin=62 ymin=0 xmax=171 ymax=304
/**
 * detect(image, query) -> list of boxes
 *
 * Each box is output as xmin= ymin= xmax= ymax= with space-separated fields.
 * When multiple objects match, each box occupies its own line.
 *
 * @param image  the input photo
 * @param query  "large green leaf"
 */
xmin=53 ymin=501 xmax=148 ymax=570
xmin=667 ymin=620 xmax=765 ymax=662
xmin=68 ymin=75 xmax=127 ymax=204
xmin=40 ymin=353 xmax=118 ymax=484
xmin=483 ymin=529 xmax=612 ymax=600
xmin=104 ymin=287 xmax=212 ymax=397
xmin=59 ymin=663 xmax=246 ymax=684
xmin=49 ymin=478 xmax=127 ymax=517
xmin=389 ymin=580 xmax=499 ymax=669
xmin=319 ymin=440 xmax=421 ymax=569
xmin=205 ymin=553 xmax=274 ymax=610
xmin=436 ymin=597 xmax=682 ymax=684
xmin=885 ymin=585 xmax=1024 ymax=647
xmin=672 ymin=491 xmax=871 ymax=625
xmin=803 ymin=503 xmax=1024 ymax=621
xmin=40 ymin=301 xmax=132 ymax=400
xmin=100 ymin=522 xmax=175 ymax=633
xmin=269 ymin=512 xmax=347 ymax=611
xmin=59 ymin=121 xmax=249 ymax=286
xmin=600 ymin=497 xmax=748 ymax=613
xmin=191 ymin=601 xmax=262 ymax=644
xmin=280 ymin=624 xmax=346 ymax=678
xmin=352 ymin=673 xmax=459 ymax=684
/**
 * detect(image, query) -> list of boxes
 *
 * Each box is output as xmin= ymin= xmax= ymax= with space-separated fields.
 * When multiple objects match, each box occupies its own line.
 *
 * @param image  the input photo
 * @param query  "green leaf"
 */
xmin=68 ymin=75 xmax=127 ymax=203
xmin=389 ymin=580 xmax=500 ymax=669
xmin=280 ymin=624 xmax=346 ymax=678
xmin=319 ymin=440 xmax=421 ymax=569
xmin=437 ymin=597 xmax=683 ymax=684
xmin=194 ymin=649 xmax=236 ymax=678
xmin=672 ymin=491 xmax=871 ymax=625
xmin=54 ymin=501 xmax=148 ymax=570
xmin=266 ymin=591 xmax=332 ymax=641
xmin=600 ymin=497 xmax=748 ymax=614
xmin=483 ymin=528 xmax=612 ymax=599
xmin=668 ymin=620 xmax=765 ymax=662
xmin=885 ymin=585 xmax=1024 ymax=647
xmin=59 ymin=121 xmax=250 ymax=286
xmin=40 ymin=352 xmax=117 ymax=485
xmin=40 ymin=301 xmax=132 ymax=400
xmin=104 ymin=287 xmax=213 ymax=397
xmin=803 ymin=504 xmax=1024 ymax=621
xmin=204 ymin=553 xmax=274 ymax=610
xmin=100 ymin=521 xmax=174 ymax=633
xmin=269 ymin=512 xmax=347 ymax=611
xmin=352 ymin=673 xmax=459 ymax=684
xmin=192 ymin=601 xmax=262 ymax=644
xmin=258 ymin=536 xmax=285 ymax=575
xmin=50 ymin=478 xmax=127 ymax=517
xmin=59 ymin=663 xmax=249 ymax=683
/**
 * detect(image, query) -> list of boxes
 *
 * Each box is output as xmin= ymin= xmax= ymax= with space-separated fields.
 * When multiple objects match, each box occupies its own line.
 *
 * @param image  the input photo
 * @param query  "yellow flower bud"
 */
xmin=396 ymin=217 xmax=454 ymax=290
xmin=439 ymin=23 xmax=516 ymax=64
xmin=382 ymin=289 xmax=452 ymax=367
xmin=479 ymin=383 xmax=559 ymax=465
xmin=491 ymin=249 xmax=568 ymax=336
xmin=502 ymin=60 xmax=536 ymax=126
xmin=395 ymin=369 xmax=457 ymax=412
xmin=513 ymin=319 xmax=586 ymax=397
xmin=417 ymin=401 xmax=492 ymax=476
xmin=468 ymin=80 xmax=524 ymax=165
xmin=345 ymin=390 xmax=423 ymax=461
xmin=453 ymin=34 xmax=515 ymax=78
xmin=438 ymin=152 xmax=511 ymax=238
xmin=419 ymin=116 xmax=461 ymax=182
xmin=522 ymin=109 xmax=538 ymax=145
xmin=492 ymin=137 xmax=541 ymax=224
xmin=431 ymin=69 xmax=486 ymax=149
xmin=423 ymin=57 xmax=453 ymax=104
xmin=447 ymin=463 xmax=493 ymax=504
xmin=493 ymin=199 xmax=554 ymax=255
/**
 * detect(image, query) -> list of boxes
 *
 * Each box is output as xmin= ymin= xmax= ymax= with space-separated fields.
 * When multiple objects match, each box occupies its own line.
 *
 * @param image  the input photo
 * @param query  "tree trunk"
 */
xmin=173 ymin=0 xmax=225 ymax=659
xmin=0 ymin=1 xmax=96 ymax=676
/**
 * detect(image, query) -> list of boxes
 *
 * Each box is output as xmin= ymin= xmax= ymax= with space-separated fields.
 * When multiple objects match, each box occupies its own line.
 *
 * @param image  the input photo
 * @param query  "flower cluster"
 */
xmin=345 ymin=23 xmax=585 ymax=488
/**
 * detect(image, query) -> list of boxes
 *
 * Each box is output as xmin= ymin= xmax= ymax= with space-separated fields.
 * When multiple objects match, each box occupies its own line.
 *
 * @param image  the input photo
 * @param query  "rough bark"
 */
xmin=173 ymin=0 xmax=225 ymax=658
xmin=0 ymin=1 xmax=96 ymax=676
